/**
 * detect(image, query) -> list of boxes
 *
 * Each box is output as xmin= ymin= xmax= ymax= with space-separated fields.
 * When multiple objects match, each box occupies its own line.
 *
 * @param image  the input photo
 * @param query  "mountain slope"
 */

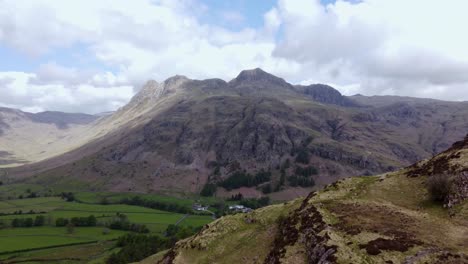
xmin=155 ymin=135 xmax=468 ymax=264
xmin=0 ymin=108 xmax=98 ymax=167
xmin=2 ymin=69 xmax=468 ymax=198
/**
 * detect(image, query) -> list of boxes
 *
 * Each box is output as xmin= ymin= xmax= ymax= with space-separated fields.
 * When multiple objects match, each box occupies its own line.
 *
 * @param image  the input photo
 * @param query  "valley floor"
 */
xmin=0 ymin=194 xmax=213 ymax=263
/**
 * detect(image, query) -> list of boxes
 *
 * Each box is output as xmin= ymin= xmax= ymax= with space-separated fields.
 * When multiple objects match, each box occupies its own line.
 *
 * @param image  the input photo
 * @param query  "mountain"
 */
xmin=1 ymin=69 xmax=468 ymax=199
xmin=153 ymin=135 xmax=468 ymax=264
xmin=0 ymin=108 xmax=98 ymax=167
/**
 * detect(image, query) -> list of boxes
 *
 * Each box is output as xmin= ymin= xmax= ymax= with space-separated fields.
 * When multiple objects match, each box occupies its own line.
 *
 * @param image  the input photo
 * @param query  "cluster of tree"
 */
xmin=291 ymin=136 xmax=314 ymax=162
xmin=11 ymin=215 xmax=45 ymax=227
xmin=294 ymin=147 xmax=310 ymax=164
xmin=200 ymin=183 xmax=217 ymax=197
xmin=165 ymin=224 xmax=201 ymax=242
xmin=239 ymin=197 xmax=270 ymax=209
xmin=106 ymin=223 xmax=202 ymax=263
xmin=285 ymin=165 xmax=317 ymax=187
xmin=219 ymin=169 xmax=272 ymax=191
xmin=228 ymin=193 xmax=244 ymax=201
xmin=288 ymin=175 xmax=315 ymax=187
xmin=106 ymin=234 xmax=170 ymax=264
xmin=294 ymin=166 xmax=318 ymax=177
xmin=119 ymin=196 xmax=191 ymax=214
xmin=17 ymin=192 xmax=40 ymax=199
xmin=107 ymin=213 xmax=149 ymax=233
xmin=262 ymin=184 xmax=272 ymax=194
xmin=60 ymin=192 xmax=75 ymax=202
xmin=55 ymin=215 xmax=97 ymax=227
xmin=1 ymin=209 xmax=46 ymax=216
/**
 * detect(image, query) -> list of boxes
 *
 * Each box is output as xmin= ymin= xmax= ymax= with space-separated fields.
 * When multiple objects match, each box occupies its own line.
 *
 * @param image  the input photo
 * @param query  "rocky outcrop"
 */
xmin=297 ymin=84 xmax=357 ymax=107
xmin=229 ymin=68 xmax=290 ymax=88
xmin=264 ymin=192 xmax=337 ymax=264
xmin=408 ymin=134 xmax=468 ymax=177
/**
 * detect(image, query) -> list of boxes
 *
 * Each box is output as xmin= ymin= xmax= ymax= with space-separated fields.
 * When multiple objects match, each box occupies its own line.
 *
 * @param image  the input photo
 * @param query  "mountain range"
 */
xmin=1 ymin=68 xmax=467 ymax=200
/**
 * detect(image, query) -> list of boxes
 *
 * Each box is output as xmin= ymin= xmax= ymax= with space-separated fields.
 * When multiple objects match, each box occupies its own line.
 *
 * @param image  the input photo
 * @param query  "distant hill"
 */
xmin=0 ymin=108 xmax=98 ymax=166
xmin=1 ymin=69 xmax=468 ymax=200
xmin=154 ymin=135 xmax=468 ymax=263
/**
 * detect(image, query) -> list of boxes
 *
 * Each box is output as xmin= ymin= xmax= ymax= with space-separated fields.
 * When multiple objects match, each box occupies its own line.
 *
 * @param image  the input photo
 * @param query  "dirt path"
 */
xmin=175 ymin=214 xmax=189 ymax=226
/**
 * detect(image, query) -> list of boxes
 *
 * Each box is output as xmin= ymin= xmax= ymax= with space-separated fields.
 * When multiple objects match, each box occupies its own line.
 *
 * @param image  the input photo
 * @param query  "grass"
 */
xmin=147 ymin=171 xmax=468 ymax=263
xmin=0 ymin=227 xmax=126 ymax=254
xmin=0 ymin=193 xmax=214 ymax=263
xmin=179 ymin=215 xmax=213 ymax=227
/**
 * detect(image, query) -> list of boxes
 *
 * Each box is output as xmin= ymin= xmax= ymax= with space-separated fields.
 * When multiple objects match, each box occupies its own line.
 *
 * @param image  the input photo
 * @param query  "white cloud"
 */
xmin=0 ymin=0 xmax=468 ymax=114
xmin=272 ymin=0 xmax=468 ymax=101
xmin=0 ymin=71 xmax=133 ymax=114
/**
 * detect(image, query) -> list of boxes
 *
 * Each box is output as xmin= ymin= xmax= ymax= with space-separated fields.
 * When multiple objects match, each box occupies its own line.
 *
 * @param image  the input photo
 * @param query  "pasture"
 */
xmin=0 ymin=194 xmax=213 ymax=263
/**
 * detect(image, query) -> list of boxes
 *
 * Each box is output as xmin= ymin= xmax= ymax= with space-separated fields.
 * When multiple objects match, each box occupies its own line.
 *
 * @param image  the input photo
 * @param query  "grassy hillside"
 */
xmin=154 ymin=136 xmax=468 ymax=264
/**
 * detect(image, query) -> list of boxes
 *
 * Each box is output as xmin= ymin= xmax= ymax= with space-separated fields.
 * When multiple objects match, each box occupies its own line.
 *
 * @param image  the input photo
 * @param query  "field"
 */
xmin=0 ymin=193 xmax=213 ymax=263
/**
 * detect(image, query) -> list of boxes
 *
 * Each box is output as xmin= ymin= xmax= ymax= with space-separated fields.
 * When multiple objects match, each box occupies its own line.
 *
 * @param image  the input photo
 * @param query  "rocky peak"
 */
xmin=163 ymin=75 xmax=190 ymax=91
xmin=236 ymin=68 xmax=271 ymax=80
xmin=298 ymin=84 xmax=357 ymax=107
xmin=165 ymin=74 xmax=188 ymax=84
xmin=121 ymin=80 xmax=162 ymax=112
xmin=230 ymin=68 xmax=290 ymax=89
xmin=132 ymin=80 xmax=161 ymax=100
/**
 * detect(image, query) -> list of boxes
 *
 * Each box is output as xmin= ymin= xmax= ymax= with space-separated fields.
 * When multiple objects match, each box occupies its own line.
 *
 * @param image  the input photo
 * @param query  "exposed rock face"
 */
xmin=230 ymin=68 xmax=290 ymax=88
xmin=297 ymin=84 xmax=357 ymax=107
xmin=407 ymin=134 xmax=468 ymax=207
xmin=408 ymin=134 xmax=468 ymax=177
xmin=264 ymin=192 xmax=337 ymax=264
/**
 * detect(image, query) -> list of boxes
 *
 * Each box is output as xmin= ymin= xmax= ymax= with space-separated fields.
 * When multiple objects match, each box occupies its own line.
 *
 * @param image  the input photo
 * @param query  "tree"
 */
xmin=66 ymin=223 xmax=75 ymax=234
xmin=34 ymin=215 xmax=45 ymax=226
xmin=61 ymin=192 xmax=75 ymax=202
xmin=228 ymin=193 xmax=243 ymax=201
xmin=87 ymin=215 xmax=97 ymax=226
xmin=294 ymin=166 xmax=318 ymax=177
xmin=279 ymin=169 xmax=286 ymax=186
xmin=262 ymin=184 xmax=272 ymax=194
xmin=200 ymin=183 xmax=217 ymax=197
xmin=295 ymin=148 xmax=310 ymax=164
xmin=100 ymin=197 xmax=109 ymax=205
xmin=427 ymin=174 xmax=453 ymax=203
xmin=56 ymin=218 xmax=69 ymax=227
xmin=24 ymin=218 xmax=33 ymax=227
xmin=11 ymin=218 xmax=20 ymax=227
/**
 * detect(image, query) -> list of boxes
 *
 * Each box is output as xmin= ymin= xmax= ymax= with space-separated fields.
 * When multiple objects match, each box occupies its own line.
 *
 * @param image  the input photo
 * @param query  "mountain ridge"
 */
xmin=1 ymin=69 xmax=467 ymax=200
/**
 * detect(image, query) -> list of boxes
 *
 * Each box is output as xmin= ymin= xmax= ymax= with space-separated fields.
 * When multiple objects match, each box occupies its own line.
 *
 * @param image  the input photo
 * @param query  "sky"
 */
xmin=0 ymin=0 xmax=467 ymax=114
